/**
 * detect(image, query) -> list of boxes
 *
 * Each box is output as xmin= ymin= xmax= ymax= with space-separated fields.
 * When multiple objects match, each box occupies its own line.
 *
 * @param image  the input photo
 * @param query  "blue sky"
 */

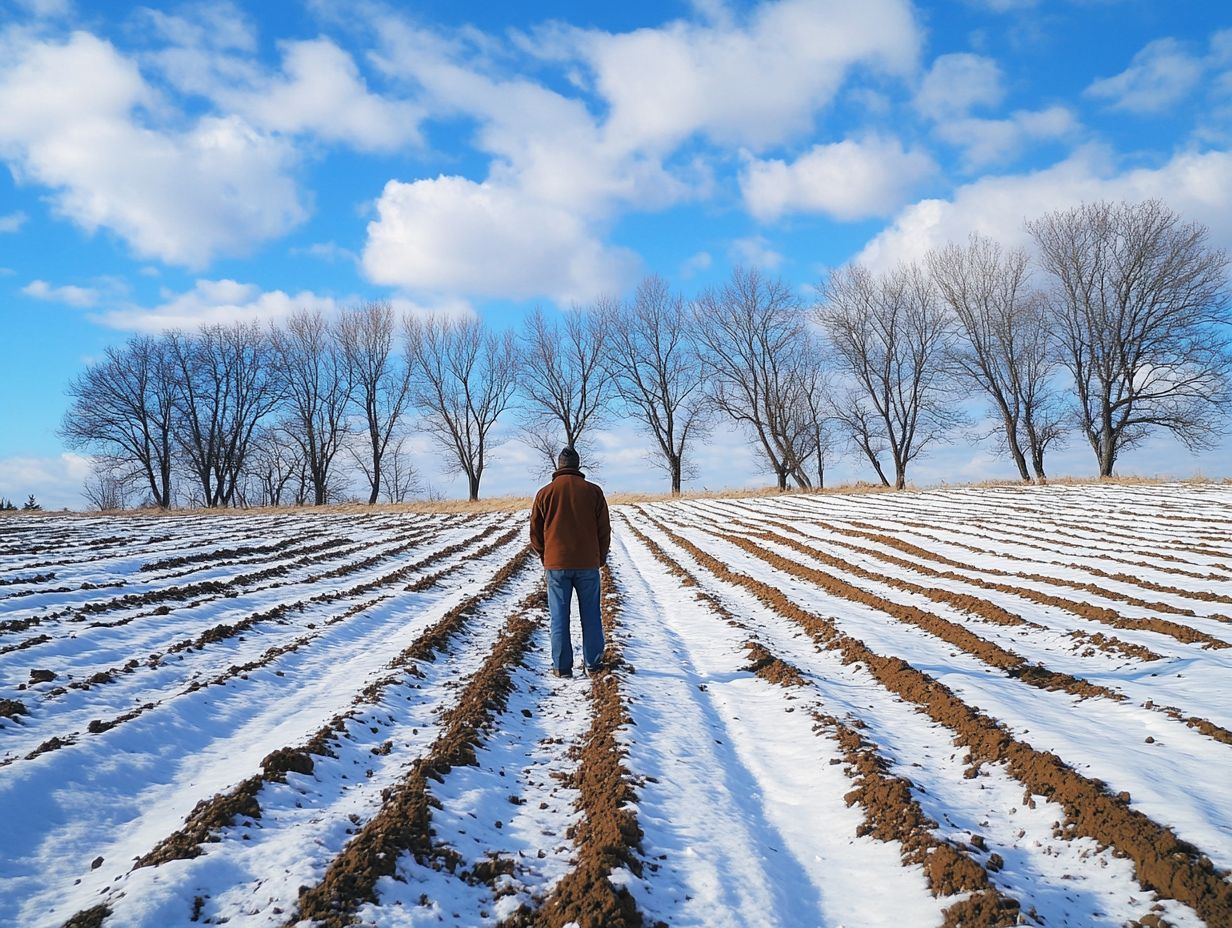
xmin=2 ymin=0 xmax=1231 ymax=507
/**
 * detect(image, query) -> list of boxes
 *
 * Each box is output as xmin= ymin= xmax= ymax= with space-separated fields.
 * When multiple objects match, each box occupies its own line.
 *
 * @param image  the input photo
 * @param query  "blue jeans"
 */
xmin=546 ymin=568 xmax=604 ymax=672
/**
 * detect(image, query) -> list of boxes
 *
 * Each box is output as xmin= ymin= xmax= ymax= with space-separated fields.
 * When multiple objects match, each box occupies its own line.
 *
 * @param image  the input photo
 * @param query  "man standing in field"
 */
xmin=529 ymin=446 xmax=611 ymax=678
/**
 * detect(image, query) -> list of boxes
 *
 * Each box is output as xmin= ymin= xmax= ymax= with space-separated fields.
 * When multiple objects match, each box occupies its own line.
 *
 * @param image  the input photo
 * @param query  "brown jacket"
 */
xmin=529 ymin=467 xmax=611 ymax=570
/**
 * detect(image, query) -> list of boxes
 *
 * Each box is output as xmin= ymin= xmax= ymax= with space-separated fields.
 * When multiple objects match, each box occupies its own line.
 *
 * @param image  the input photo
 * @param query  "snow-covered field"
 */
xmin=1 ymin=484 xmax=1230 ymax=928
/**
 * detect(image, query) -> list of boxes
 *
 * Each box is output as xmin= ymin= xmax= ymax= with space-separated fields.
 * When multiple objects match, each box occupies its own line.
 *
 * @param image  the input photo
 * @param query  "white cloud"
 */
xmin=208 ymin=39 xmax=422 ymax=152
xmin=857 ymin=144 xmax=1232 ymax=270
xmin=292 ymin=241 xmax=358 ymax=264
xmin=92 ymin=278 xmax=341 ymax=331
xmin=22 ymin=278 xmax=99 ymax=307
xmin=729 ymin=235 xmax=784 ymax=270
xmin=679 ymin=250 xmax=712 ymax=278
xmin=0 ymin=452 xmax=93 ymax=511
xmin=741 ymin=134 xmax=936 ymax=222
xmin=360 ymin=1 xmax=921 ymax=305
xmin=0 ymin=32 xmax=306 ymax=269
xmin=363 ymin=175 xmax=639 ymax=303
xmin=562 ymin=0 xmax=920 ymax=151
xmin=935 ymin=105 xmax=1080 ymax=170
xmin=0 ymin=210 xmax=26 ymax=232
xmin=1086 ymin=37 xmax=1203 ymax=114
xmin=915 ymin=53 xmax=1004 ymax=121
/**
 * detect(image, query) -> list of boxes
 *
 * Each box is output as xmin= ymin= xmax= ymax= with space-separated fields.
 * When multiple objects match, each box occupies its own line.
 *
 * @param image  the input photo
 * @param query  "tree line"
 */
xmin=62 ymin=198 xmax=1232 ymax=509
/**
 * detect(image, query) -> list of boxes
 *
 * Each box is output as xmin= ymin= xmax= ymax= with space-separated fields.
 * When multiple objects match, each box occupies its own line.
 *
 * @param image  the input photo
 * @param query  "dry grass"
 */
xmin=4 ymin=473 xmax=1227 ymax=520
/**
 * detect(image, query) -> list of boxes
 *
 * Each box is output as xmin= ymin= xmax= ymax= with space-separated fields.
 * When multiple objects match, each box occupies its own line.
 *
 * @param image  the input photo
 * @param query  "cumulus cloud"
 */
xmin=914 ymin=53 xmax=1004 ymax=120
xmin=856 ymin=145 xmax=1232 ymax=270
xmin=363 ymin=175 xmax=640 ymax=303
xmin=0 ymin=32 xmax=306 ymax=268
xmin=362 ymin=0 xmax=922 ymax=304
xmin=163 ymin=33 xmax=422 ymax=152
xmin=92 ymin=278 xmax=341 ymax=331
xmin=0 ymin=210 xmax=26 ymax=232
xmin=729 ymin=235 xmax=784 ymax=270
xmin=741 ymin=134 xmax=936 ymax=222
xmin=1086 ymin=37 xmax=1204 ymax=114
xmin=22 ymin=279 xmax=99 ymax=307
xmin=935 ymin=105 xmax=1080 ymax=170
xmin=562 ymin=0 xmax=921 ymax=151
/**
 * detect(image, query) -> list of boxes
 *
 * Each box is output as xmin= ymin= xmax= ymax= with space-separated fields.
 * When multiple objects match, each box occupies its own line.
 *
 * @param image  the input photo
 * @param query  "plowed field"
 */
xmin=1 ymin=484 xmax=1230 ymax=927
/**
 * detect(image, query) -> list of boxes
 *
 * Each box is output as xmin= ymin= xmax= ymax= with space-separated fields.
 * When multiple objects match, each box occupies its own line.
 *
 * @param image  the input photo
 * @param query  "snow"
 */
xmin=1 ymin=483 xmax=1229 ymax=927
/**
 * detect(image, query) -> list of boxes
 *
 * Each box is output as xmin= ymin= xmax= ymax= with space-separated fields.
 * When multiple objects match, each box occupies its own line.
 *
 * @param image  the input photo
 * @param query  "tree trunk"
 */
xmin=776 ymin=468 xmax=788 ymax=491
xmin=670 ymin=457 xmax=682 ymax=496
xmin=468 ymin=473 xmax=481 ymax=502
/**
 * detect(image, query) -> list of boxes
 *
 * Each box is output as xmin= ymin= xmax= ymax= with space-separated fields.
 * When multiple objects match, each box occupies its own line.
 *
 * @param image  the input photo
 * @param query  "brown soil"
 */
xmin=534 ymin=566 xmax=646 ymax=928
xmin=645 ymin=515 xmax=1232 ymax=927
xmin=795 ymin=517 xmax=1228 ymax=650
xmin=0 ymin=698 xmax=27 ymax=721
xmin=709 ymin=526 xmax=1120 ymax=702
xmin=131 ymin=544 xmax=532 ymax=869
xmin=740 ymin=513 xmax=1166 ymax=664
xmin=622 ymin=516 xmax=1018 ymax=926
xmin=61 ymin=904 xmax=110 ymax=928
xmin=824 ymin=511 xmax=1222 ymax=581
xmin=292 ymin=599 xmax=542 ymax=926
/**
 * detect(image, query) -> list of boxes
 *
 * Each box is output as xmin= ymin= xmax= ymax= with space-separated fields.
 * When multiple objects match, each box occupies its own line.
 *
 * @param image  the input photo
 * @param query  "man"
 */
xmin=529 ymin=446 xmax=611 ymax=677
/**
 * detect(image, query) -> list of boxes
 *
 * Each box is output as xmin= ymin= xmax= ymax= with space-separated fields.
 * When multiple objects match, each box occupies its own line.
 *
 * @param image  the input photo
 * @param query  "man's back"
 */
xmin=530 ymin=466 xmax=610 ymax=570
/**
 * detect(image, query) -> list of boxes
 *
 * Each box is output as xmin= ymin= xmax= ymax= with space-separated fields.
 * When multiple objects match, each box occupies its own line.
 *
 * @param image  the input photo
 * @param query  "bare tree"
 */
xmin=518 ymin=305 xmax=613 ymax=469
xmin=604 ymin=276 xmax=710 ymax=494
xmin=818 ymin=262 xmax=959 ymax=489
xmin=244 ymin=425 xmax=306 ymax=506
xmin=928 ymin=234 xmax=1065 ymax=482
xmin=271 ymin=310 xmax=354 ymax=505
xmin=406 ymin=315 xmax=519 ymax=501
xmin=338 ymin=300 xmax=413 ymax=504
xmin=693 ymin=266 xmax=818 ymax=490
xmin=1029 ymin=199 xmax=1232 ymax=476
xmin=380 ymin=434 xmax=422 ymax=503
xmin=793 ymin=359 xmax=838 ymax=489
xmin=61 ymin=335 xmax=176 ymax=507
xmin=168 ymin=322 xmax=281 ymax=507
xmin=81 ymin=457 xmax=138 ymax=511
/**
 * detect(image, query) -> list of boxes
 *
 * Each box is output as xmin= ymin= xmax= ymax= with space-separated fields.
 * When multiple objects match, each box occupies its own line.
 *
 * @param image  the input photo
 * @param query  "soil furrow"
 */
xmin=757 ymin=508 xmax=1229 ymax=650
xmin=641 ymin=513 xmax=1232 ymax=928
xmin=620 ymin=517 xmax=1019 ymax=926
xmin=533 ymin=565 xmax=648 ymax=928
xmin=708 ymin=506 xmax=1167 ymax=665
xmin=6 ymin=524 xmax=520 ymax=768
xmin=129 ymin=544 xmax=533 ymax=870
xmin=289 ymin=593 xmax=543 ymax=927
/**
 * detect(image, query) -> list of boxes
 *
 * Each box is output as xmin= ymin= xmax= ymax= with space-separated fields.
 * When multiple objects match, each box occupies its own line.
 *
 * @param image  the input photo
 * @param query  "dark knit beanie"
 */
xmin=557 ymin=446 xmax=580 ymax=470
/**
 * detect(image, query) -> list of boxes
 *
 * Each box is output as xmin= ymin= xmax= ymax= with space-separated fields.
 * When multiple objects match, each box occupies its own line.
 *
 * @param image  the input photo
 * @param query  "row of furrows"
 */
xmin=288 ymin=591 xmax=545 ymax=926
xmin=60 ymin=545 xmax=538 ymax=928
xmin=4 ymin=522 xmax=522 ymax=767
xmin=618 ymin=515 xmax=1023 ymax=927
xmin=634 ymin=509 xmax=1231 ymax=927
xmin=0 ymin=533 xmax=360 ymax=607
xmin=0 ymin=517 xmax=460 ymax=646
xmin=831 ymin=484 xmax=1232 ymax=547
xmin=678 ymin=506 xmax=1232 ymax=748
xmin=751 ymin=500 xmax=1232 ymax=645
xmin=907 ymin=490 xmax=1232 ymax=552
xmin=531 ymin=566 xmax=649 ymax=928
xmin=801 ymin=493 xmax=1231 ymax=580
xmin=698 ymin=502 xmax=1168 ymax=663
xmin=838 ymin=503 xmax=1232 ymax=577
xmin=18 ymin=519 xmax=439 ymax=626
xmin=759 ymin=496 xmax=1232 ymax=602
xmin=0 ymin=517 xmax=502 ymax=700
